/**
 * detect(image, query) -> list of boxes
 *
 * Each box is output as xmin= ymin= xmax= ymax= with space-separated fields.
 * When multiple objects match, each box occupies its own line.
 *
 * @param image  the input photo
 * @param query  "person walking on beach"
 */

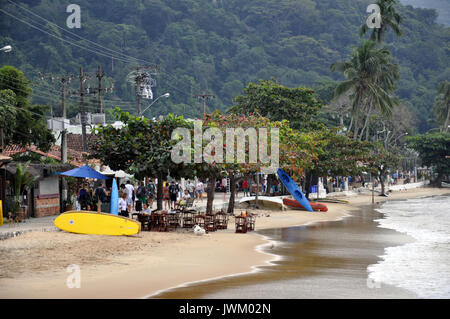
xmin=125 ymin=181 xmax=135 ymax=212
xmin=187 ymin=179 xmax=195 ymax=199
xmin=146 ymin=179 xmax=156 ymax=209
xmin=94 ymin=182 xmax=107 ymax=212
xmin=119 ymin=193 xmax=128 ymax=217
xmin=242 ymin=179 xmax=249 ymax=197
xmin=195 ymin=180 xmax=204 ymax=202
xmin=78 ymin=184 xmax=89 ymax=210
xmin=135 ymin=181 xmax=147 ymax=213
xmin=168 ymin=181 xmax=179 ymax=209
xmin=163 ymin=183 xmax=170 ymax=210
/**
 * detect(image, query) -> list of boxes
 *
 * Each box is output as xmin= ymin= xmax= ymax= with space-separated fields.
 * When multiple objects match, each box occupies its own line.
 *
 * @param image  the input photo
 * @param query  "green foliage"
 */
xmin=407 ymin=132 xmax=450 ymax=182
xmin=90 ymin=108 xmax=193 ymax=179
xmin=433 ymin=81 xmax=450 ymax=132
xmin=312 ymin=129 xmax=374 ymax=177
xmin=7 ymin=161 xmax=39 ymax=213
xmin=229 ymin=79 xmax=323 ymax=131
xmin=0 ymin=0 xmax=448 ymax=132
xmin=331 ymin=40 xmax=400 ymax=140
xmin=360 ymin=0 xmax=403 ymax=44
xmin=0 ymin=66 xmax=55 ymax=151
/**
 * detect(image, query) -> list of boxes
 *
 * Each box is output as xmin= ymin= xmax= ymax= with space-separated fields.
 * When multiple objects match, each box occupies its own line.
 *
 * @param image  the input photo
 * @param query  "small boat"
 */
xmin=283 ymin=198 xmax=328 ymax=212
xmin=311 ymin=198 xmax=349 ymax=204
xmin=239 ymin=196 xmax=284 ymax=210
xmin=277 ymin=169 xmax=313 ymax=212
xmin=442 ymin=182 xmax=450 ymax=188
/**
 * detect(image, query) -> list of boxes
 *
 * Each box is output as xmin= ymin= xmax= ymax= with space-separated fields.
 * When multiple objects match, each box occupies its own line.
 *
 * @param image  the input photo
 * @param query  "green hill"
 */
xmin=400 ymin=0 xmax=450 ymax=26
xmin=0 ymin=0 xmax=449 ymax=132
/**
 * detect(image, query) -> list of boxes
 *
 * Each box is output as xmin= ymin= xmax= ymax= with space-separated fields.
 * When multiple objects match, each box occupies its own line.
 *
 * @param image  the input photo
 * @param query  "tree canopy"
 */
xmin=0 ymin=0 xmax=448 ymax=132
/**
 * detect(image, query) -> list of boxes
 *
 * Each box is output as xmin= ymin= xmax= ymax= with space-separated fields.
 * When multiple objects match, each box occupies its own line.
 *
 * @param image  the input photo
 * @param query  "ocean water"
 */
xmin=370 ymin=195 xmax=450 ymax=298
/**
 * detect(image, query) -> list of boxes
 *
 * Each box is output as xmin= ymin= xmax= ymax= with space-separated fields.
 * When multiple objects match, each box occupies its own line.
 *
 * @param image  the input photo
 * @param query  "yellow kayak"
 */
xmin=54 ymin=211 xmax=140 ymax=236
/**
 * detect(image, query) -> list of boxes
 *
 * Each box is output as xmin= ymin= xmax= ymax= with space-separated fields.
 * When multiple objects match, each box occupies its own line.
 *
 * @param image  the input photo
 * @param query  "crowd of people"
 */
xmin=75 ymin=176 xmax=288 ymax=217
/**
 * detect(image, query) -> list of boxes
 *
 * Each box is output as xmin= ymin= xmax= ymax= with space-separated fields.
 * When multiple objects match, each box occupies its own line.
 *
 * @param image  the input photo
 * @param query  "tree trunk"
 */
xmin=348 ymin=116 xmax=353 ymax=135
xmin=227 ymin=174 xmax=236 ymax=214
xmin=206 ymin=177 xmax=216 ymax=214
xmin=359 ymin=106 xmax=372 ymax=141
xmin=379 ymin=172 xmax=386 ymax=195
xmin=444 ymin=101 xmax=450 ymax=133
xmin=157 ymin=172 xmax=163 ymax=210
xmin=353 ymin=114 xmax=360 ymax=140
xmin=254 ymin=173 xmax=260 ymax=209
xmin=435 ymin=172 xmax=444 ymax=187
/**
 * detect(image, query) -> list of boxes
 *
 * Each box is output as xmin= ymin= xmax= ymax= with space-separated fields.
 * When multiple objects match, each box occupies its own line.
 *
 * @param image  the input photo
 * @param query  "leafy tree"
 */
xmin=433 ymin=81 xmax=450 ymax=133
xmin=228 ymin=79 xmax=323 ymax=131
xmin=331 ymin=40 xmax=399 ymax=140
xmin=1 ymin=0 xmax=448 ymax=133
xmin=407 ymin=132 xmax=450 ymax=186
xmin=360 ymin=0 xmax=402 ymax=45
xmin=0 ymin=66 xmax=55 ymax=151
xmin=367 ymin=143 xmax=401 ymax=195
xmin=90 ymin=108 xmax=193 ymax=210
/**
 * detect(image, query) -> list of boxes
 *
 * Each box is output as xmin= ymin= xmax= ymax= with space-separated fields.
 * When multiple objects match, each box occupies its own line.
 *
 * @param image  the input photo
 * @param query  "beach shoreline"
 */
xmin=0 ymin=187 xmax=448 ymax=299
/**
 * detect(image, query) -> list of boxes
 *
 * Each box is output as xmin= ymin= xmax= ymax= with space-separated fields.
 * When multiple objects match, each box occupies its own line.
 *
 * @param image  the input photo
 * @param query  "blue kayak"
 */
xmin=110 ymin=178 xmax=119 ymax=215
xmin=277 ymin=168 xmax=313 ymax=212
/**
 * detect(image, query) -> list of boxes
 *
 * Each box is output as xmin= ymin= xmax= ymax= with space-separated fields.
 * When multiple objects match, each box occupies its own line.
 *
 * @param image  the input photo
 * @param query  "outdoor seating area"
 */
xmin=134 ymin=208 xmax=233 ymax=233
xmin=234 ymin=211 xmax=256 ymax=234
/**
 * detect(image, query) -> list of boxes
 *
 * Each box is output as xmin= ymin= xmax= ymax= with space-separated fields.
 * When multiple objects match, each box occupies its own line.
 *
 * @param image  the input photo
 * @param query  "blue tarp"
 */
xmin=58 ymin=164 xmax=111 ymax=179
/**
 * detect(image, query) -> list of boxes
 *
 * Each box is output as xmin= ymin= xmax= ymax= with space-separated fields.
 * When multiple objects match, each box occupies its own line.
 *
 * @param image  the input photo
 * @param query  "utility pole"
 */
xmin=38 ymin=72 xmax=74 ymax=162
xmin=193 ymin=92 xmax=216 ymax=118
xmin=133 ymin=65 xmax=157 ymax=115
xmin=96 ymin=65 xmax=105 ymax=113
xmin=39 ymin=72 xmax=73 ymax=214
xmin=80 ymin=67 xmax=88 ymax=152
xmin=68 ymin=67 xmax=91 ymax=152
xmin=86 ymin=65 xmax=113 ymax=114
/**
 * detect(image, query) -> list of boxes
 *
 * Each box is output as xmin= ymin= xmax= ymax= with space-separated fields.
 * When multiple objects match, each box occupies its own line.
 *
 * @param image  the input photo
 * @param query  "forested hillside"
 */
xmin=400 ymin=0 xmax=450 ymax=26
xmin=0 ymin=0 xmax=448 ymax=132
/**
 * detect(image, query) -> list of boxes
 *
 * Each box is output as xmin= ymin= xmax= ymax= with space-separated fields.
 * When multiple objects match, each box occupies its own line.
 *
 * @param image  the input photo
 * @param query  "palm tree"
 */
xmin=9 ymin=161 xmax=38 ymax=215
xmin=331 ymin=40 xmax=399 ymax=140
xmin=433 ymin=81 xmax=450 ymax=133
xmin=360 ymin=0 xmax=402 ymax=45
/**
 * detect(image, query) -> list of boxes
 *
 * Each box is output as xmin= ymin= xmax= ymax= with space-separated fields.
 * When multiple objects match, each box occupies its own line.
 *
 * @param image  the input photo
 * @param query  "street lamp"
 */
xmin=0 ymin=45 xmax=12 ymax=52
xmin=392 ymin=132 xmax=409 ymax=145
xmin=140 ymin=93 xmax=170 ymax=116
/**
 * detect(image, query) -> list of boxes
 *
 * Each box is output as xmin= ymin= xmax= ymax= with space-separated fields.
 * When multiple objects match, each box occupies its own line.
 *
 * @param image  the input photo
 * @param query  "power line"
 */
xmin=6 ymin=0 xmax=152 ymax=65
xmin=0 ymin=5 xmax=202 ymax=103
xmin=0 ymin=9 xmax=142 ymax=64
xmin=1 ymin=73 xmax=136 ymax=107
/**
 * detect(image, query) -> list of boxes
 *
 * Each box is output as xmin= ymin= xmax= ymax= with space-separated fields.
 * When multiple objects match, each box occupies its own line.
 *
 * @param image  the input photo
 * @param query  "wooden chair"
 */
xmin=193 ymin=214 xmax=205 ymax=229
xmin=167 ymin=212 xmax=181 ymax=231
xmin=137 ymin=213 xmax=151 ymax=231
xmin=182 ymin=211 xmax=195 ymax=228
xmin=235 ymin=216 xmax=247 ymax=233
xmin=205 ymin=214 xmax=216 ymax=232
xmin=246 ymin=213 xmax=256 ymax=231
xmin=214 ymin=212 xmax=229 ymax=230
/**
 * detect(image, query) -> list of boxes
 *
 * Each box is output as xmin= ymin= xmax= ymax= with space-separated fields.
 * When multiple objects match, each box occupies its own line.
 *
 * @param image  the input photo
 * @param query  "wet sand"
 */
xmin=0 ymin=187 xmax=448 ymax=299
xmin=152 ymin=205 xmax=417 ymax=299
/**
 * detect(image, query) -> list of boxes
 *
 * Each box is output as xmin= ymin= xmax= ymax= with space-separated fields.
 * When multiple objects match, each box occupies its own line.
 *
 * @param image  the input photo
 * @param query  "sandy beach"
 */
xmin=0 ymin=187 xmax=448 ymax=299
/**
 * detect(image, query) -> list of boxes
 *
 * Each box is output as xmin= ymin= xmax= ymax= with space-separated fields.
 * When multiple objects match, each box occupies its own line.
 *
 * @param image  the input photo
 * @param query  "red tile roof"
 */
xmin=1 ymin=144 xmax=100 ymax=167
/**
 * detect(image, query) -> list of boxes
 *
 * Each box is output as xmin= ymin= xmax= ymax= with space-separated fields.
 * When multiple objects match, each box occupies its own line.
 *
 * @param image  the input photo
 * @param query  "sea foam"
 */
xmin=369 ymin=195 xmax=450 ymax=298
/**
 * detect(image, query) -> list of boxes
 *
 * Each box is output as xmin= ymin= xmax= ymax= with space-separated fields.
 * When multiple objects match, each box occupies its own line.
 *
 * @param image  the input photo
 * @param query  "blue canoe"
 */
xmin=277 ymin=168 xmax=313 ymax=212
